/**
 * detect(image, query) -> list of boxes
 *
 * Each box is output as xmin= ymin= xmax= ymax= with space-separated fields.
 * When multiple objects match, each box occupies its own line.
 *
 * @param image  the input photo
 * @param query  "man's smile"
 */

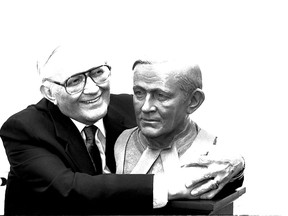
xmin=82 ymin=96 xmax=101 ymax=104
xmin=80 ymin=94 xmax=103 ymax=106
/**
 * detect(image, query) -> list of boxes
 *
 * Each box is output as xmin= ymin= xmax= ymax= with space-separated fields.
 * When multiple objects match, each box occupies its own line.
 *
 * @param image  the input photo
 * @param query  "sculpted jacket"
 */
xmin=0 ymin=94 xmax=154 ymax=215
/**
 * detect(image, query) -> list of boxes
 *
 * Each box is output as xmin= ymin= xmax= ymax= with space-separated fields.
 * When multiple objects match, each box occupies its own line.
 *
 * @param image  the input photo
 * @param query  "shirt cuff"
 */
xmin=153 ymin=174 xmax=168 ymax=208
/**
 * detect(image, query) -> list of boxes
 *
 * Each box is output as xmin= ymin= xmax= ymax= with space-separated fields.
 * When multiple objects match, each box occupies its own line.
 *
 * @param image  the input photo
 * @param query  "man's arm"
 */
xmin=5 ymin=110 xmax=239 ymax=213
xmin=0 ymin=114 xmax=154 ymax=214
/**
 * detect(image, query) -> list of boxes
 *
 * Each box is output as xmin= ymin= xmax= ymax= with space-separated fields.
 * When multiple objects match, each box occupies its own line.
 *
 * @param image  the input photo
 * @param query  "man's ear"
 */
xmin=40 ymin=84 xmax=58 ymax=105
xmin=186 ymin=88 xmax=205 ymax=114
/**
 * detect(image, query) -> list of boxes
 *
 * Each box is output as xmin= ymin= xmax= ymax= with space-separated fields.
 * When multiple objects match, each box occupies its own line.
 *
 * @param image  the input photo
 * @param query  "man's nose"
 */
xmin=83 ymin=77 xmax=100 ymax=94
xmin=141 ymin=94 xmax=156 ymax=112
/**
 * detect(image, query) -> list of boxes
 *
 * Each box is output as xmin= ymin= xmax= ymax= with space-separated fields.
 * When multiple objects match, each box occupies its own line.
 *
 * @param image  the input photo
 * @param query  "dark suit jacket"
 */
xmin=0 ymin=94 xmax=154 ymax=215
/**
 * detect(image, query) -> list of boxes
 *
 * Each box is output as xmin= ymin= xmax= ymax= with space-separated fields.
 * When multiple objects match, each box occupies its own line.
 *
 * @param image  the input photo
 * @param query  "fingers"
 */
xmin=184 ymin=163 xmax=227 ymax=188
xmin=181 ymin=154 xmax=245 ymax=199
xmin=183 ymin=167 xmax=214 ymax=188
xmin=190 ymin=179 xmax=219 ymax=197
xmin=166 ymin=171 xmax=205 ymax=200
xmin=182 ymin=162 xmax=208 ymax=168
xmin=168 ymin=167 xmax=216 ymax=199
xmin=188 ymin=163 xmax=233 ymax=198
xmin=196 ymin=166 xmax=232 ymax=199
xmin=199 ymin=185 xmax=222 ymax=199
xmin=199 ymin=176 xmax=228 ymax=199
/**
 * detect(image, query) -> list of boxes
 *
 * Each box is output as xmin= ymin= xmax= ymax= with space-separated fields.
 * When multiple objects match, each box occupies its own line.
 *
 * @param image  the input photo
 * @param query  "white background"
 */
xmin=0 ymin=0 xmax=288 ymax=215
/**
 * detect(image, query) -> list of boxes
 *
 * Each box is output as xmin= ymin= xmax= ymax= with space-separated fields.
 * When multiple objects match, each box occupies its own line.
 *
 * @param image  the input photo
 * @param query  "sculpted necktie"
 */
xmin=83 ymin=125 xmax=103 ymax=174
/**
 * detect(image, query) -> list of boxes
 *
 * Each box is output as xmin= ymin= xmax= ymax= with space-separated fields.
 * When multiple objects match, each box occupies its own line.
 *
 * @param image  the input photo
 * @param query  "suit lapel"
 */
xmin=47 ymin=101 xmax=96 ymax=175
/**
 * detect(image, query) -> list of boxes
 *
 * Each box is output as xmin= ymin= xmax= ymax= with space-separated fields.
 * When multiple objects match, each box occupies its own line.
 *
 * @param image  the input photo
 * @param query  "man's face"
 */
xmin=133 ymin=64 xmax=189 ymax=142
xmin=52 ymin=68 xmax=110 ymax=125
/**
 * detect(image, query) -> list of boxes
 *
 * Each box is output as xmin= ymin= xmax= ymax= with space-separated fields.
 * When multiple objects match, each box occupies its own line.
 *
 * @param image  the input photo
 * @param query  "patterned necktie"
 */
xmin=83 ymin=125 xmax=102 ymax=174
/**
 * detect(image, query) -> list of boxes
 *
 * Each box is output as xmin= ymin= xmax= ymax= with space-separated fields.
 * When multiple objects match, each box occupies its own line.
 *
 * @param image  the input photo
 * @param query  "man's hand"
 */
xmin=166 ymin=150 xmax=244 ymax=200
xmin=184 ymin=151 xmax=244 ymax=199
xmin=166 ymin=166 xmax=214 ymax=200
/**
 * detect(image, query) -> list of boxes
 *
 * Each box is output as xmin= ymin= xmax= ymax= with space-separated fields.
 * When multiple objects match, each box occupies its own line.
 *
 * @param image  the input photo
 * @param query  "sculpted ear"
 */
xmin=186 ymin=88 xmax=205 ymax=114
xmin=40 ymin=84 xmax=58 ymax=105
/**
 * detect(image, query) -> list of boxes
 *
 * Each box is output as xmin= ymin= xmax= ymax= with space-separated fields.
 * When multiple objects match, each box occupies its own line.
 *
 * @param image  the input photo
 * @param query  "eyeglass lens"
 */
xmin=66 ymin=65 xmax=110 ymax=94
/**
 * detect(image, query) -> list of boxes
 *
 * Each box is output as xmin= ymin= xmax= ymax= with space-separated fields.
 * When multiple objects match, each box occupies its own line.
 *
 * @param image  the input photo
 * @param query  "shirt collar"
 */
xmin=71 ymin=118 xmax=106 ymax=137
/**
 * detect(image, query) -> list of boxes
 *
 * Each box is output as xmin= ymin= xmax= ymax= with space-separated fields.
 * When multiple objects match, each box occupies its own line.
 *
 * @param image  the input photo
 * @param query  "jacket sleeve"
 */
xmin=0 ymin=112 xmax=153 ymax=214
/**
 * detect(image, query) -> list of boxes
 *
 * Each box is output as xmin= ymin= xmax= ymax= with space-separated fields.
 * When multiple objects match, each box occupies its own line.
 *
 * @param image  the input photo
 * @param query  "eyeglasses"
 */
xmin=44 ymin=64 xmax=111 ymax=95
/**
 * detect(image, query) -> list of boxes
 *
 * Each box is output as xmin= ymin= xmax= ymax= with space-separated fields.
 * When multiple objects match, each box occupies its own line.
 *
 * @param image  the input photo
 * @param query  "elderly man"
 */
xmin=115 ymin=59 xmax=244 ymax=201
xmin=0 ymin=46 xmax=244 ymax=215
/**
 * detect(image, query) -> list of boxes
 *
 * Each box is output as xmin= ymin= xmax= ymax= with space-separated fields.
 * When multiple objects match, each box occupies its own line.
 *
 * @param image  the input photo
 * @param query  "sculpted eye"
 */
xmin=155 ymin=92 xmax=168 ymax=101
xmin=133 ymin=89 xmax=146 ymax=99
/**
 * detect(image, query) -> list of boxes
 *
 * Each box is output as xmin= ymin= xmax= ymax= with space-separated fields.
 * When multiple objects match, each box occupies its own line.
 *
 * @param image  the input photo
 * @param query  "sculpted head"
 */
xmin=132 ymin=59 xmax=205 ymax=142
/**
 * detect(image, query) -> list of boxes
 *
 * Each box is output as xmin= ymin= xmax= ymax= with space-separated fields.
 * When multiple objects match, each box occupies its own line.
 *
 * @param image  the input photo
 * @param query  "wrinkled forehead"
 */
xmin=133 ymin=60 xmax=192 ymax=77
xmin=133 ymin=62 xmax=178 ymax=89
xmin=39 ymin=45 xmax=108 ymax=81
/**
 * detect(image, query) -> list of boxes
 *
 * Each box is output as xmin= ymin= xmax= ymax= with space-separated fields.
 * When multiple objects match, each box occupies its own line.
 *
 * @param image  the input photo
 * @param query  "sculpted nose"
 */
xmin=141 ymin=94 xmax=156 ymax=112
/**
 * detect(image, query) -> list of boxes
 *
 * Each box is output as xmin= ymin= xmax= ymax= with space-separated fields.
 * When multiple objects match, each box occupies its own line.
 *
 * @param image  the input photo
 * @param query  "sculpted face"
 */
xmin=133 ymin=63 xmax=190 ymax=143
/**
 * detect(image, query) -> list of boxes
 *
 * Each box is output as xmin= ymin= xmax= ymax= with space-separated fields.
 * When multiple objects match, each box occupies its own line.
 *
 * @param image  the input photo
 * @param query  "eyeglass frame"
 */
xmin=43 ymin=64 xmax=111 ymax=95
